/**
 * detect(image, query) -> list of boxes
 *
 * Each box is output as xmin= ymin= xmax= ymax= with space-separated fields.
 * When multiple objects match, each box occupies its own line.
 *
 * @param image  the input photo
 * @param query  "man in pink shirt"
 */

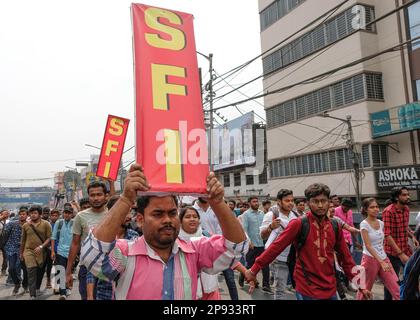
xmin=81 ymin=164 xmax=248 ymax=300
xmin=334 ymin=198 xmax=355 ymax=250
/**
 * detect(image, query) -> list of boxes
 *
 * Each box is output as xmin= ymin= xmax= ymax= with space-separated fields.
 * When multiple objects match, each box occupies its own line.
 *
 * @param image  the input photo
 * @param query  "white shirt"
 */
xmin=416 ymin=212 xmax=420 ymax=227
xmin=260 ymin=207 xmax=297 ymax=262
xmin=360 ymin=220 xmax=387 ymax=260
xmin=193 ymin=204 xmax=222 ymax=235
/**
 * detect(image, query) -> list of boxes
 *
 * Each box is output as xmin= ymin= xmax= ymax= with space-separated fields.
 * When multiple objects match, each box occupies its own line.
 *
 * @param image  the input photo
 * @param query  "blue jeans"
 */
xmin=7 ymin=253 xmax=22 ymax=285
xmin=223 ymin=269 xmax=238 ymax=300
xmin=55 ymin=254 xmax=69 ymax=296
xmin=78 ymin=265 xmax=88 ymax=300
xmin=296 ymin=291 xmax=338 ymax=300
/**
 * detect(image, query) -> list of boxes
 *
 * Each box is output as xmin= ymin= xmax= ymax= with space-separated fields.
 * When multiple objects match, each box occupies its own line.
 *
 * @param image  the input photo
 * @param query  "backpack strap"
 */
xmin=56 ymin=220 xmax=64 ymax=242
xmin=295 ymin=216 xmax=312 ymax=286
xmin=330 ymin=218 xmax=340 ymax=244
xmin=296 ymin=215 xmax=310 ymax=250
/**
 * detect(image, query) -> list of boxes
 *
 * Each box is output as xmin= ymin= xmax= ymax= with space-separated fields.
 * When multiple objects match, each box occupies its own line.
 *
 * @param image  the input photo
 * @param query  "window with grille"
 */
xmin=223 ymin=174 xmax=230 ymax=187
xmin=260 ymin=0 xmax=306 ymax=31
xmin=266 ymin=73 xmax=382 ymax=129
xmin=366 ymin=74 xmax=384 ymax=100
xmin=259 ymin=167 xmax=268 ymax=184
xmin=362 ymin=144 xmax=371 ymax=168
xmin=246 ymin=175 xmax=254 ymax=185
xmin=262 ymin=4 xmax=375 ymax=75
xmin=269 ymin=144 xmax=389 ymax=178
xmin=234 ymin=172 xmax=241 ymax=186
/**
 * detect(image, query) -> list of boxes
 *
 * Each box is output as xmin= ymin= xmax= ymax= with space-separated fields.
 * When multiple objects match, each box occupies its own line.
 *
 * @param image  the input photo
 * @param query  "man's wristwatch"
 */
xmin=39 ymin=245 xmax=43 ymax=249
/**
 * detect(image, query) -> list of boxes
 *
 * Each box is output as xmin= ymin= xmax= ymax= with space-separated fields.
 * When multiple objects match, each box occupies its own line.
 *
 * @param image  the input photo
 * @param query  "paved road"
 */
xmin=0 ymin=269 xmax=385 ymax=301
xmin=218 ymin=270 xmax=386 ymax=300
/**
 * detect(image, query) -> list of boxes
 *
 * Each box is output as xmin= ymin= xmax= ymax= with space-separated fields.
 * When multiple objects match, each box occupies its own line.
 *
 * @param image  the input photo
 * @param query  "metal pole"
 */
xmin=208 ymin=53 xmax=214 ymax=172
xmin=346 ymin=115 xmax=362 ymax=211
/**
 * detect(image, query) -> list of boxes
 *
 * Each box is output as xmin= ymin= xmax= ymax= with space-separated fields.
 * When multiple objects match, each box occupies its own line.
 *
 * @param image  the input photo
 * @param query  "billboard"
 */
xmin=211 ymin=112 xmax=256 ymax=171
xmin=371 ymin=102 xmax=420 ymax=138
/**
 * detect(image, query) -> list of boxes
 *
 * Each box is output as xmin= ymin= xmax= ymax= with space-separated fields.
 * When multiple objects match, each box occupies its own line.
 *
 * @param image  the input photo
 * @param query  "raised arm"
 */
xmin=207 ymin=172 xmax=246 ymax=243
xmin=94 ymin=164 xmax=150 ymax=242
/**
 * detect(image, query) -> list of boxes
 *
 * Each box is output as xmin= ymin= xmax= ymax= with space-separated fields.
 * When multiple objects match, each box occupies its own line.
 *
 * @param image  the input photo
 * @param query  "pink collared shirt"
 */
xmin=334 ymin=206 xmax=354 ymax=245
xmin=81 ymin=233 xmax=248 ymax=300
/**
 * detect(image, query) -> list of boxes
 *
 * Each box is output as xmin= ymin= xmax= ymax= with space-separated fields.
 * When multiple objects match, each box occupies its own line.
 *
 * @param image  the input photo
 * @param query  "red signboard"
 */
xmin=96 ymin=115 xmax=130 ymax=181
xmin=132 ymin=3 xmax=209 ymax=195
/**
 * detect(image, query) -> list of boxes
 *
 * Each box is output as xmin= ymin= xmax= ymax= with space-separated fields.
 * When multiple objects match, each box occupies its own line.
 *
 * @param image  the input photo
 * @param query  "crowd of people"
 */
xmin=0 ymin=163 xmax=419 ymax=300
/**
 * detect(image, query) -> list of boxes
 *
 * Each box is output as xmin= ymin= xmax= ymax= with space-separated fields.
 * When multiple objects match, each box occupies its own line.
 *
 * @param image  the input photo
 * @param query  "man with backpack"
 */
xmin=244 ymin=183 xmax=372 ymax=300
xmin=260 ymin=189 xmax=298 ymax=300
xmin=51 ymin=206 xmax=74 ymax=300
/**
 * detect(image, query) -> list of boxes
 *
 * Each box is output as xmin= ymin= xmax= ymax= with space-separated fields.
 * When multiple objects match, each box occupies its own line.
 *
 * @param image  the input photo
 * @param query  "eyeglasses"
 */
xmin=309 ymin=199 xmax=329 ymax=206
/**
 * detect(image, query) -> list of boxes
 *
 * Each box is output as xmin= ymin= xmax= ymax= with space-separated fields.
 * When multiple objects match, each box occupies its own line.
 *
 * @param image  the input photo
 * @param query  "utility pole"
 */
xmin=208 ymin=53 xmax=214 ymax=172
xmin=345 ymin=115 xmax=362 ymax=212
xmin=197 ymin=51 xmax=215 ymax=171
xmin=322 ymin=113 xmax=362 ymax=211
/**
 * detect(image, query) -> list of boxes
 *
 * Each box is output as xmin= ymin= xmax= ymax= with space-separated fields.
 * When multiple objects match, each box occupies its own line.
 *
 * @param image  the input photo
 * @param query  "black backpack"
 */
xmin=286 ymin=216 xmax=340 ymax=288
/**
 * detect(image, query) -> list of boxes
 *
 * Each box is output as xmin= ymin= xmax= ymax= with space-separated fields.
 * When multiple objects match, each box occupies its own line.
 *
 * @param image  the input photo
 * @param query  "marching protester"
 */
xmin=0 ymin=209 xmax=10 ymax=276
xmin=81 ymin=164 xmax=248 ymax=300
xmin=20 ymin=205 xmax=52 ymax=299
xmin=178 ymin=206 xmax=220 ymax=300
xmin=260 ymin=189 xmax=298 ymax=300
xmin=3 ymin=207 xmax=28 ymax=295
xmin=382 ymin=187 xmax=419 ymax=300
xmin=330 ymin=195 xmax=341 ymax=209
xmin=357 ymin=198 xmax=400 ymax=300
xmin=65 ymin=181 xmax=109 ymax=300
xmin=89 ymin=195 xmax=139 ymax=300
xmin=334 ymin=198 xmax=356 ymax=252
xmin=262 ymin=200 xmax=272 ymax=214
xmin=194 ymin=197 xmax=239 ymax=300
xmin=294 ymin=198 xmax=306 ymax=216
xmin=40 ymin=208 xmax=59 ymax=290
xmin=244 ymin=183 xmax=372 ymax=300
xmin=240 ymin=196 xmax=272 ymax=294
xmin=401 ymin=247 xmax=420 ymax=300
xmin=51 ymin=206 xmax=74 ymax=300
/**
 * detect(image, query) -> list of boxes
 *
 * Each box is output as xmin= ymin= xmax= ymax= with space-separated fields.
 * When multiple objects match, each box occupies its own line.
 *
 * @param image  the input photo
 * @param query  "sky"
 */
xmin=0 ymin=0 xmax=265 ymax=187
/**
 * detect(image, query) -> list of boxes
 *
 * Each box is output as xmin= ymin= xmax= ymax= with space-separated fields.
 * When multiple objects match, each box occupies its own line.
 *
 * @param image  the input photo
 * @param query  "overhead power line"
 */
xmin=212 ymin=34 xmax=420 ymax=112
xmin=211 ymin=0 xmax=352 ymax=87
xmin=207 ymin=0 xmax=418 ymax=107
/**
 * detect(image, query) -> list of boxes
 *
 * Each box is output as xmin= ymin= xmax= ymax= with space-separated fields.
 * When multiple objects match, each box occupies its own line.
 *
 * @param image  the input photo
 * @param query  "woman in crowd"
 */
xmin=357 ymin=198 xmax=400 ymax=300
xmin=178 ymin=206 xmax=220 ymax=300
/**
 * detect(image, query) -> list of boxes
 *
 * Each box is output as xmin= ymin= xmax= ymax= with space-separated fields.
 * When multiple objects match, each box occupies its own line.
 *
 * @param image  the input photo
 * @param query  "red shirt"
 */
xmin=250 ymin=212 xmax=356 ymax=299
xmin=382 ymin=204 xmax=412 ymax=257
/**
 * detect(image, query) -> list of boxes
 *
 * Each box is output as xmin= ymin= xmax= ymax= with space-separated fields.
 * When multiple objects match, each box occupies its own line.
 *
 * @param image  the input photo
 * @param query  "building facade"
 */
xmin=259 ymin=0 xmax=420 ymax=205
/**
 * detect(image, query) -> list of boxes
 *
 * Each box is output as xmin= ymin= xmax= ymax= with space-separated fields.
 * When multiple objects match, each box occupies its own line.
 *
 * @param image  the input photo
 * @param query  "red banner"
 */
xmin=96 ymin=115 xmax=130 ymax=181
xmin=132 ymin=4 xmax=209 ymax=195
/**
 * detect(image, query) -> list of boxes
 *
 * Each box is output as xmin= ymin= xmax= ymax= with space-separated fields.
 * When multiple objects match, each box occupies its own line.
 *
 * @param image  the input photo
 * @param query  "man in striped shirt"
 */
xmin=81 ymin=164 xmax=248 ymax=300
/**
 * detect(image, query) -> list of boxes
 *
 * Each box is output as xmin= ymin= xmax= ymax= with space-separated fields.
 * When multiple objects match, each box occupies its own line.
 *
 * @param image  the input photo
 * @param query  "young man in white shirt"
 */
xmin=260 ymin=189 xmax=298 ymax=300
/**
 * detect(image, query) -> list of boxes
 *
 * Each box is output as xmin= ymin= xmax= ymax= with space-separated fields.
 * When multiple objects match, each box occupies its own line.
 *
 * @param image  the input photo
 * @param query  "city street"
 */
xmin=0 ymin=269 xmax=385 ymax=301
